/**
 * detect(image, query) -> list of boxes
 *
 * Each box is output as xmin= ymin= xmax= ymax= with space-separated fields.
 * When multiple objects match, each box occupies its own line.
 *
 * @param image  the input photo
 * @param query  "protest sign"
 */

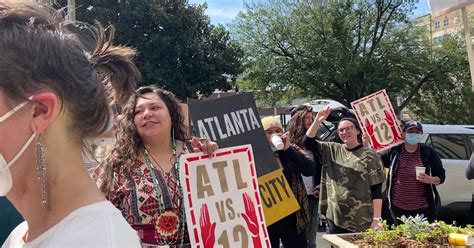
xmin=351 ymin=89 xmax=404 ymax=151
xmin=180 ymin=145 xmax=270 ymax=248
xmin=188 ymin=93 xmax=300 ymax=225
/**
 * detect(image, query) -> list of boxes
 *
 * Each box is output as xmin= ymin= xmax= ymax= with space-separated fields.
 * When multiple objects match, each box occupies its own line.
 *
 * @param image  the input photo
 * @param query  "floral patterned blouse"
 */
xmin=104 ymin=146 xmax=190 ymax=247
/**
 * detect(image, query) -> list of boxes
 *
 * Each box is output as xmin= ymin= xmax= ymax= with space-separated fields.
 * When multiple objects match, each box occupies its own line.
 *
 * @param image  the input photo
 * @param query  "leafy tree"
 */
xmin=233 ymin=0 xmax=471 ymax=124
xmin=409 ymin=36 xmax=474 ymax=124
xmin=56 ymin=0 xmax=243 ymax=99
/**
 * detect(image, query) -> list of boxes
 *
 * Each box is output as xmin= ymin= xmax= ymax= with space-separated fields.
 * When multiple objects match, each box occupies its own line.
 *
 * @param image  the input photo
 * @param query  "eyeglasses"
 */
xmin=338 ymin=126 xmax=355 ymax=133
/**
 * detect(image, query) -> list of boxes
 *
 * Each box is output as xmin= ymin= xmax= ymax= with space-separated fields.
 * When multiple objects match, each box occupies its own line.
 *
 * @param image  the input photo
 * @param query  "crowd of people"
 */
xmin=2 ymin=1 xmax=472 ymax=248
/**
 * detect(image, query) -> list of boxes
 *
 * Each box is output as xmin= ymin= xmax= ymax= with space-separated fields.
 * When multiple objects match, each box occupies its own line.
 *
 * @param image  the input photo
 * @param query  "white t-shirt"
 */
xmin=2 ymin=201 xmax=140 ymax=248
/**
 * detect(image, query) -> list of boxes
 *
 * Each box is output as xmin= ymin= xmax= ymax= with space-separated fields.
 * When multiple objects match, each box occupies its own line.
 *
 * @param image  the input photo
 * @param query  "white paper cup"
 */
xmin=271 ymin=134 xmax=284 ymax=150
xmin=415 ymin=166 xmax=425 ymax=180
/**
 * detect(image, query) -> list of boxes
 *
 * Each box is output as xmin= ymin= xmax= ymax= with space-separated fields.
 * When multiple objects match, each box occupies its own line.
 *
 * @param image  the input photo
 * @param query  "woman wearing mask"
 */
xmin=261 ymin=116 xmax=315 ymax=248
xmin=304 ymin=108 xmax=385 ymax=234
xmin=380 ymin=121 xmax=445 ymax=224
xmin=95 ymin=86 xmax=217 ymax=247
xmin=0 ymin=1 xmax=141 ymax=246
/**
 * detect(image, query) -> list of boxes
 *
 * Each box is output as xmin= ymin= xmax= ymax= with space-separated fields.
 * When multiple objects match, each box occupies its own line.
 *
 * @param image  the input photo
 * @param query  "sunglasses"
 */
xmin=290 ymin=106 xmax=313 ymax=117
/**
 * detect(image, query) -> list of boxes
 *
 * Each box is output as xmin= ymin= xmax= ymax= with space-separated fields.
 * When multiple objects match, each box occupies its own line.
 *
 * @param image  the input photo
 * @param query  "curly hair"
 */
xmin=96 ymin=86 xmax=188 ymax=195
xmin=287 ymin=105 xmax=313 ymax=148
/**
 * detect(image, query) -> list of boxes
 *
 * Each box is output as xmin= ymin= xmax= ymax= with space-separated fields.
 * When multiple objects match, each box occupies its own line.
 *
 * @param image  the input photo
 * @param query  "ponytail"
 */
xmin=89 ymin=23 xmax=141 ymax=106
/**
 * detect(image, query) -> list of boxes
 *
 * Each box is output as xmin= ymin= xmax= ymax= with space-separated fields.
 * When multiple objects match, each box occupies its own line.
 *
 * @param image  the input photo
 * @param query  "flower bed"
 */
xmin=323 ymin=215 xmax=474 ymax=247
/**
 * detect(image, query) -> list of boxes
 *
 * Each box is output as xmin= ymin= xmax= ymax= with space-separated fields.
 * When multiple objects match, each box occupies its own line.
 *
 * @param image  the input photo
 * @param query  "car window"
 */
xmin=470 ymin=135 xmax=474 ymax=153
xmin=427 ymin=134 xmax=468 ymax=160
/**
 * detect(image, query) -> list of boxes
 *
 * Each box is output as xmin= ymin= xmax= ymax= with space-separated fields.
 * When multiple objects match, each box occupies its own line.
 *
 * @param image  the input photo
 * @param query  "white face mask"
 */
xmin=0 ymin=100 xmax=36 ymax=196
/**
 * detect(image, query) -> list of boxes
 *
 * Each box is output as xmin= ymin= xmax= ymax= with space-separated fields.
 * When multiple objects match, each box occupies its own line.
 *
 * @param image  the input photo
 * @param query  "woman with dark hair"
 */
xmin=95 ymin=86 xmax=217 ymax=247
xmin=304 ymin=108 xmax=385 ymax=234
xmin=0 ymin=1 xmax=141 ymax=246
xmin=261 ymin=116 xmax=315 ymax=248
xmin=287 ymin=105 xmax=322 ymax=248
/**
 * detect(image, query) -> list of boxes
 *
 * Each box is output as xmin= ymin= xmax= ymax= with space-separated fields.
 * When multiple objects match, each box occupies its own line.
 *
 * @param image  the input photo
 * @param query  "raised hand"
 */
xmin=362 ymin=133 xmax=371 ymax=146
xmin=315 ymin=107 xmax=332 ymax=123
xmin=200 ymin=204 xmax=217 ymax=248
xmin=241 ymin=192 xmax=262 ymax=248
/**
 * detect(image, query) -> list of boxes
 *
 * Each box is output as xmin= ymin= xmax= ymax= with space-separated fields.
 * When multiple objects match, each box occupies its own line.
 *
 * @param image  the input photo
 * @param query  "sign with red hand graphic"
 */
xmin=351 ymin=89 xmax=404 ymax=151
xmin=179 ymin=145 xmax=270 ymax=248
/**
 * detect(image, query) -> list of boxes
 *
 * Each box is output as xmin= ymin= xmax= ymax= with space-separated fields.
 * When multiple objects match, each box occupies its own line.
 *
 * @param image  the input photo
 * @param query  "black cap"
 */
xmin=403 ymin=120 xmax=423 ymax=133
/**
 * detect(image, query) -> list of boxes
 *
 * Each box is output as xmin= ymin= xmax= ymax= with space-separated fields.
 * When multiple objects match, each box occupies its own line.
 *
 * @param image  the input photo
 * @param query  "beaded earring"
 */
xmin=36 ymin=135 xmax=48 ymax=207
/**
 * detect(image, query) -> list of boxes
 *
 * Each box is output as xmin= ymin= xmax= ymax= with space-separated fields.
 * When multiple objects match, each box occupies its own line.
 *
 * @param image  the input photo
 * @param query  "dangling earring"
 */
xmin=36 ymin=134 xmax=48 ymax=207
xmin=172 ymin=127 xmax=176 ymax=149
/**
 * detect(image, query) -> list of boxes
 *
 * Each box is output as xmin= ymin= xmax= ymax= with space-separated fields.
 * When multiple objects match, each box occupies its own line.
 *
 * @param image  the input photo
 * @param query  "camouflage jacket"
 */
xmin=304 ymin=138 xmax=385 ymax=232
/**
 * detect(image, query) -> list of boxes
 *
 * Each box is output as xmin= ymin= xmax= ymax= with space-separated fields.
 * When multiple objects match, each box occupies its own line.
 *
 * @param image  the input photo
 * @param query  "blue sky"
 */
xmin=188 ymin=0 xmax=431 ymax=25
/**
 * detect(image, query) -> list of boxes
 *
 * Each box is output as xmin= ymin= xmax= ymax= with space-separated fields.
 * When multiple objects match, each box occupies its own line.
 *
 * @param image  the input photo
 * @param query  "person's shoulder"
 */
xmin=388 ymin=143 xmax=404 ymax=152
xmin=359 ymin=145 xmax=376 ymax=154
xmin=73 ymin=202 xmax=140 ymax=246
xmin=321 ymin=141 xmax=342 ymax=150
xmin=2 ymin=221 xmax=27 ymax=247
xmin=360 ymin=147 xmax=381 ymax=159
xmin=419 ymin=143 xmax=437 ymax=157
xmin=43 ymin=202 xmax=140 ymax=247
xmin=109 ymin=157 xmax=142 ymax=174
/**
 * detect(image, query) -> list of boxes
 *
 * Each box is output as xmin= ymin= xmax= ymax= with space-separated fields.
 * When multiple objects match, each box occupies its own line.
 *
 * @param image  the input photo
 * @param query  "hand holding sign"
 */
xmin=192 ymin=137 xmax=219 ymax=155
xmin=200 ymin=204 xmax=217 ymax=248
xmin=242 ymin=192 xmax=262 ymax=248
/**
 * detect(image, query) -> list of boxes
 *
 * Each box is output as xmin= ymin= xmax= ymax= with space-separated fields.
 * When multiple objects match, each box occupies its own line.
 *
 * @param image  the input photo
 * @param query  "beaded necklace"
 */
xmin=143 ymin=134 xmax=187 ymax=247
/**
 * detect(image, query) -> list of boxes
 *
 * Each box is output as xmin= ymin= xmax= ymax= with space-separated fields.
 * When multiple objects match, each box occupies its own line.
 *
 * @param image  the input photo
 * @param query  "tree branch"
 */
xmin=398 ymin=55 xmax=450 ymax=112
xmin=352 ymin=10 xmax=363 ymax=60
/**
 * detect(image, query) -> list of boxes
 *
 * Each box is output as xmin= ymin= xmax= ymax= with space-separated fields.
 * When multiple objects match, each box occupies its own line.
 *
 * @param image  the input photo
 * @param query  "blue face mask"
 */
xmin=405 ymin=133 xmax=422 ymax=144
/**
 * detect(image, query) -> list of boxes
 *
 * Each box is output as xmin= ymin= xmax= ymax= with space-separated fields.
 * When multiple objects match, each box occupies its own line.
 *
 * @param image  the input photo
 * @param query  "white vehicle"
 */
xmin=421 ymin=124 xmax=474 ymax=225
xmin=306 ymin=99 xmax=346 ymax=112
xmin=446 ymin=124 xmax=474 ymax=130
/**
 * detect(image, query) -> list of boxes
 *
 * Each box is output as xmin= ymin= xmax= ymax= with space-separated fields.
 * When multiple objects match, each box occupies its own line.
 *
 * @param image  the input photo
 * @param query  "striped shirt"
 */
xmin=392 ymin=146 xmax=428 ymax=210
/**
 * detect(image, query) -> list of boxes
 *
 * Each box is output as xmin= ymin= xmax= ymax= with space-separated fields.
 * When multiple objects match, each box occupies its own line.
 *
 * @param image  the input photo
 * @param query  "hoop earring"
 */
xmin=36 ymin=134 xmax=48 ymax=207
